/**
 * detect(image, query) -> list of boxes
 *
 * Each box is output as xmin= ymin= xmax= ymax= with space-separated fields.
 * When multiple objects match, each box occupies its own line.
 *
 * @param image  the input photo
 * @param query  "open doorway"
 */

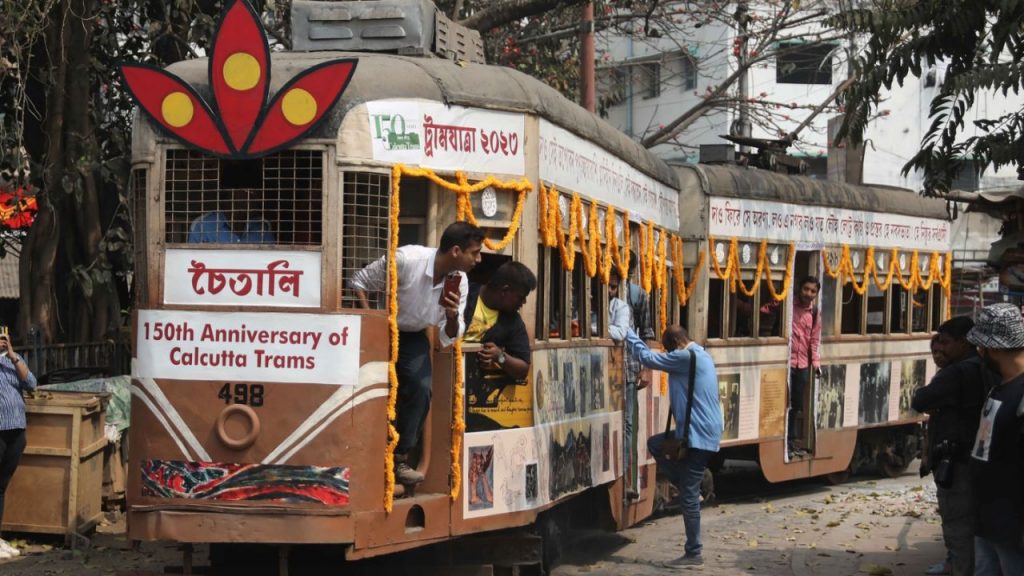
xmin=788 ymin=250 xmax=820 ymax=459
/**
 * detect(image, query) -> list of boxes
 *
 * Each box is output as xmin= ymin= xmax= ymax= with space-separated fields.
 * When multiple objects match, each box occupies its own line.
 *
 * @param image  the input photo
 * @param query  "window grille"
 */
xmin=163 ymin=149 xmax=323 ymax=245
xmin=342 ymin=171 xmax=390 ymax=309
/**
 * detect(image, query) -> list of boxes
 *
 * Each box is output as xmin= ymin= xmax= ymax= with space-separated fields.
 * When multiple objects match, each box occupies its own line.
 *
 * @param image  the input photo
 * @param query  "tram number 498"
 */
xmin=217 ymin=383 xmax=265 ymax=407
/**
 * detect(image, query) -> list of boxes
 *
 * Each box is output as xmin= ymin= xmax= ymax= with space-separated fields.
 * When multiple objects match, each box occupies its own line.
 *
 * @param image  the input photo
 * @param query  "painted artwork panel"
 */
xmin=816 ymin=365 xmax=846 ymax=429
xmin=590 ymin=351 xmax=606 ymax=412
xmin=859 ymin=362 xmax=891 ymax=425
xmin=899 ymin=359 xmax=926 ymax=419
xmin=577 ymin=350 xmax=591 ymax=417
xmin=141 ymin=461 xmax=349 ymax=504
xmin=467 ymin=445 xmax=495 ymax=510
xmin=718 ymin=373 xmax=741 ymax=441
xmin=465 ymin=350 xmax=534 ymax=432
xmin=737 ymin=368 xmax=759 ymax=440
xmin=843 ymin=364 xmax=860 ymax=427
xmin=608 ymin=346 xmax=625 ymax=412
xmin=759 ymin=368 xmax=788 ymax=437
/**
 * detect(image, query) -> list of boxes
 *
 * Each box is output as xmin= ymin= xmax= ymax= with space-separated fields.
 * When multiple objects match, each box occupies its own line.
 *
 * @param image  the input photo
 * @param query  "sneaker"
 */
xmin=664 ymin=555 xmax=704 ymax=568
xmin=925 ymin=562 xmax=950 ymax=575
xmin=395 ymin=461 xmax=424 ymax=485
xmin=0 ymin=540 xmax=19 ymax=558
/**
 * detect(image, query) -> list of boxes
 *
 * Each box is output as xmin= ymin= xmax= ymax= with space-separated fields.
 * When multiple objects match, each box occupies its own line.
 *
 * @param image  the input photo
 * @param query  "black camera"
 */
xmin=931 ymin=440 xmax=958 ymax=489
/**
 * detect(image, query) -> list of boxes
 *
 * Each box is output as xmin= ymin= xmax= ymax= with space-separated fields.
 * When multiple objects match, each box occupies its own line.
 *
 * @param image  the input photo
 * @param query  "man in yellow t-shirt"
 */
xmin=463 ymin=261 xmax=537 ymax=409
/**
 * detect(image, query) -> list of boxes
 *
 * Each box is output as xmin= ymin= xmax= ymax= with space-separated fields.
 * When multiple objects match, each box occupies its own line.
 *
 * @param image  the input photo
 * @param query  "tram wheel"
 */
xmin=824 ymin=467 xmax=851 ymax=485
xmin=879 ymin=458 xmax=910 ymax=478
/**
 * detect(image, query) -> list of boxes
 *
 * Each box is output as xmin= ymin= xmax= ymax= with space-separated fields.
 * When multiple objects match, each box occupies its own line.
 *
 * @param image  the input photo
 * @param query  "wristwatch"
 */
xmin=496 ymin=351 xmax=507 ymax=365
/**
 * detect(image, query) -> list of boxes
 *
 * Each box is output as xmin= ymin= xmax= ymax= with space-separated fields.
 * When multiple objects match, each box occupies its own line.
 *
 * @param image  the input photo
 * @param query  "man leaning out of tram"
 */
xmin=348 ymin=222 xmax=485 ymax=486
xmin=625 ymin=325 xmax=722 ymax=569
xmin=913 ymin=316 xmax=991 ymax=576
xmin=462 ymin=261 xmax=537 ymax=431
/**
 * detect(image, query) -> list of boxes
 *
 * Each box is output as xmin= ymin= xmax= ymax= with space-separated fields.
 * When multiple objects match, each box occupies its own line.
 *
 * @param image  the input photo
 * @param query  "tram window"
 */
xmin=398 ymin=177 xmax=429 ymax=246
xmin=930 ymin=286 xmax=944 ymax=329
xmin=130 ymin=168 xmax=148 ymax=307
xmin=728 ymin=287 xmax=755 ymax=338
xmin=164 ymin=149 xmax=323 ymax=245
xmin=677 ymin=270 xmax=689 ymax=333
xmin=840 ymin=283 xmax=864 ymax=335
xmin=911 ymin=291 xmax=929 ymax=332
xmin=820 ymin=274 xmax=838 ymax=337
xmin=590 ymin=275 xmax=605 ymax=337
xmin=548 ymin=248 xmax=566 ymax=339
xmin=570 ymin=257 xmax=586 ymax=338
xmin=707 ymin=278 xmax=725 ymax=339
xmin=866 ymin=285 xmax=886 ymax=334
xmin=535 ymin=246 xmax=547 ymax=341
xmin=890 ymin=285 xmax=909 ymax=333
xmin=758 ymin=282 xmax=784 ymax=337
xmin=342 ymin=171 xmax=390 ymax=309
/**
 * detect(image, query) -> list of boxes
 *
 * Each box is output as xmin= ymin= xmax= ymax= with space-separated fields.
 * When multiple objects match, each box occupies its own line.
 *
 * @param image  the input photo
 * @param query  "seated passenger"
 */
xmin=463 ymin=261 xmax=537 ymax=404
xmin=188 ymin=188 xmax=275 ymax=244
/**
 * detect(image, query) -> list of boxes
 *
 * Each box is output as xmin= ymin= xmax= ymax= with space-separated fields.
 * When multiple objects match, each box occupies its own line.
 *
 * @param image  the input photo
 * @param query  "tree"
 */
xmin=831 ymin=0 xmax=1024 ymax=194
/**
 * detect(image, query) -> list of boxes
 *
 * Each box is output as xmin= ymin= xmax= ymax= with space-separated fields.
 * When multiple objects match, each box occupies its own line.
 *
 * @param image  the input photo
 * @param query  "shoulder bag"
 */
xmin=660 ymin=349 xmax=697 ymax=461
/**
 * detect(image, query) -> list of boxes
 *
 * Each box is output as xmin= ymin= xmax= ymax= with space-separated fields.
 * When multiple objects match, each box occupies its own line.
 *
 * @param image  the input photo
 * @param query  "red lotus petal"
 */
xmin=245 ymin=60 xmax=357 ymax=155
xmin=210 ymin=0 xmax=269 ymax=151
xmin=119 ymin=64 xmax=230 ymax=155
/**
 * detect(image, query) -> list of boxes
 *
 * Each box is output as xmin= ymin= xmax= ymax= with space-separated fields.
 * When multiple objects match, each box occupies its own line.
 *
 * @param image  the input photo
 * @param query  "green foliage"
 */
xmin=832 ymin=0 xmax=1024 ymax=194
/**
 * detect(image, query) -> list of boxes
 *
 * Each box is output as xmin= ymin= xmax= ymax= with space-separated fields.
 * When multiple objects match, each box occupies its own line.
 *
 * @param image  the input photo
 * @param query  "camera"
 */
xmin=931 ymin=440 xmax=958 ymax=489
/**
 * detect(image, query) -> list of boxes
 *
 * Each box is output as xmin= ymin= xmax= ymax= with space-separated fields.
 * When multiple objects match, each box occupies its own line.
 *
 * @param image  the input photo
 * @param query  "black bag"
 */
xmin=660 ymin=349 xmax=697 ymax=462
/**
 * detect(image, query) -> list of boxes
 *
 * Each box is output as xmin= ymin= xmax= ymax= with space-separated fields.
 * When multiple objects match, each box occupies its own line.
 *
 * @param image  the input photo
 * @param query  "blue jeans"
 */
xmin=395 ymin=331 xmax=432 ymax=454
xmin=648 ymin=433 xmax=713 ymax=557
xmin=975 ymin=536 xmax=1024 ymax=576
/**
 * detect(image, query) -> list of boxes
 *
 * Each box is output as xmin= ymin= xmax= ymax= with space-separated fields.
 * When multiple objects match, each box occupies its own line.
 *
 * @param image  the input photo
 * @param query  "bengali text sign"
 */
xmin=164 ymin=249 xmax=320 ymax=307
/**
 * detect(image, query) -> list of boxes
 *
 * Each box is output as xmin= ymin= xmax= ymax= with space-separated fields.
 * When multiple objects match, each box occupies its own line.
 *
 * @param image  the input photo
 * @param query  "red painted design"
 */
xmin=210 ymin=0 xmax=270 ymax=151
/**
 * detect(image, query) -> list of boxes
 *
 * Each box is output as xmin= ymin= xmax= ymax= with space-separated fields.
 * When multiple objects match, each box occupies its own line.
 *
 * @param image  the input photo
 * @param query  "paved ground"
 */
xmin=554 ymin=463 xmax=945 ymax=576
xmin=0 ymin=462 xmax=945 ymax=575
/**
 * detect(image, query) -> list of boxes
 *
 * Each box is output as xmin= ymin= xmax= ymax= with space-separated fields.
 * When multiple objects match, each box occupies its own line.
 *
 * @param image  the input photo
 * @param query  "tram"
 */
xmin=124 ymin=0 xmax=675 ymax=562
xmin=673 ymin=165 xmax=950 ymax=484
xmin=123 ymin=0 xmax=952 ymax=566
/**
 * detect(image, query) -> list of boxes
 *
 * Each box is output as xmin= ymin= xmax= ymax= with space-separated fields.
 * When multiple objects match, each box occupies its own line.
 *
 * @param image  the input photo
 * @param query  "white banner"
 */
xmin=135 ymin=310 xmax=360 ymax=385
xmin=538 ymin=120 xmax=679 ymax=230
xmin=708 ymin=196 xmax=950 ymax=252
xmin=366 ymin=100 xmax=525 ymax=176
xmin=164 ymin=249 xmax=321 ymax=308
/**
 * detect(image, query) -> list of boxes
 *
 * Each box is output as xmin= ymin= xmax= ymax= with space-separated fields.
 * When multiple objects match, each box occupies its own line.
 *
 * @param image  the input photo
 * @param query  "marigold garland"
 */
xmin=821 ymin=245 xmax=951 ymax=300
xmin=708 ymin=237 xmax=794 ymax=302
xmin=450 ymin=340 xmax=465 ymax=500
xmin=384 ymin=165 xmax=403 ymax=514
xmin=452 ymin=172 xmax=531 ymax=252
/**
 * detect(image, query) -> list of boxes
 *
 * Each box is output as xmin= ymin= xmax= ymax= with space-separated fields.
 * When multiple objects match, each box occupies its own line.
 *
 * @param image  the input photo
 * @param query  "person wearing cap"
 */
xmin=913 ymin=316 xmax=992 ymax=576
xmin=964 ymin=303 xmax=1024 ymax=575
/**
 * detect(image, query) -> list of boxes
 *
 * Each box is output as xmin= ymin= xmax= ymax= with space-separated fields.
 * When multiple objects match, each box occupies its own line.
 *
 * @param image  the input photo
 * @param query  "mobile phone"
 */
xmin=439 ymin=273 xmax=461 ymax=306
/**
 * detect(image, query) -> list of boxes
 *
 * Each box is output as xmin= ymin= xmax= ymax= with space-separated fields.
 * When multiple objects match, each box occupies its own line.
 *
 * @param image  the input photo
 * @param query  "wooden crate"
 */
xmin=3 ymin=391 xmax=108 ymax=543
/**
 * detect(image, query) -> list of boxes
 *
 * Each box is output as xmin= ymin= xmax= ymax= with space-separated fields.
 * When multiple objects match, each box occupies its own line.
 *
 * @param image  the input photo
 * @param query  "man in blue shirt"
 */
xmin=188 ymin=188 xmax=275 ymax=244
xmin=0 ymin=329 xmax=36 ymax=559
xmin=626 ymin=325 xmax=722 ymax=569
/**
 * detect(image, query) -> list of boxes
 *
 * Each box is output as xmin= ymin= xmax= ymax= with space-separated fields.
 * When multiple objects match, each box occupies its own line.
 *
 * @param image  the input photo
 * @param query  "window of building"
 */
xmin=951 ymin=159 xmax=981 ymax=191
xmin=641 ymin=62 xmax=661 ymax=99
xmin=776 ymin=42 xmax=834 ymax=85
xmin=676 ymin=55 xmax=698 ymax=91
xmin=598 ymin=65 xmax=628 ymax=111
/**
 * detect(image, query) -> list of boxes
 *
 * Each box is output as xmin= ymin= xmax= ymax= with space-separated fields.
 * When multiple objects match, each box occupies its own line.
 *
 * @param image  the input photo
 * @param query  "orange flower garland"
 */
xmin=708 ymin=237 xmax=794 ymax=302
xmin=384 ymin=166 xmax=403 ymax=513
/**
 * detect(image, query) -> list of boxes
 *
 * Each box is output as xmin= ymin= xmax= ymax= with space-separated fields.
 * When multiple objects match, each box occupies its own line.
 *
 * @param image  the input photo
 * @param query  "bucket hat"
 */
xmin=967 ymin=303 xmax=1024 ymax=349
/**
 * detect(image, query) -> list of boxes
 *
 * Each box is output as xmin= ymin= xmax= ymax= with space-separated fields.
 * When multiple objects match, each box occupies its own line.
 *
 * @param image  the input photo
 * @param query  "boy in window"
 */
xmin=188 ymin=188 xmax=275 ymax=244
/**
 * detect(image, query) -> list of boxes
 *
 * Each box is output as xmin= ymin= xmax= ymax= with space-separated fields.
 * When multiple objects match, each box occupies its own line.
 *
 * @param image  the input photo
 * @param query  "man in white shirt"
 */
xmin=349 ymin=222 xmax=484 ymax=486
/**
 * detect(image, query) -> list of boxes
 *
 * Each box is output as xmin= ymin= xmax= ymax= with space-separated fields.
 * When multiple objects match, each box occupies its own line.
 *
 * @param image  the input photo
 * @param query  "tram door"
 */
xmin=792 ymin=250 xmax=820 ymax=456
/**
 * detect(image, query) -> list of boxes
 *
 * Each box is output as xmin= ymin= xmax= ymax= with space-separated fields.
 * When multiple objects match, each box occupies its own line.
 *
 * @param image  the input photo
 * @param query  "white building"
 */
xmin=595 ymin=2 xmax=1021 ymax=193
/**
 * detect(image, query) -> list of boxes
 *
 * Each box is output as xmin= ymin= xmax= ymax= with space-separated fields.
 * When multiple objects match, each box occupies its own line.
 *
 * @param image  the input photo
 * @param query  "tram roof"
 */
xmin=164 ymin=51 xmax=678 ymax=188
xmin=675 ymin=163 xmax=949 ymax=220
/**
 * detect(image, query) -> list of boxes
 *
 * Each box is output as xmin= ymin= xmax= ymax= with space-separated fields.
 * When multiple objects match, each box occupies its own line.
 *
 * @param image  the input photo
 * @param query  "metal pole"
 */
xmin=580 ymin=2 xmax=596 ymax=113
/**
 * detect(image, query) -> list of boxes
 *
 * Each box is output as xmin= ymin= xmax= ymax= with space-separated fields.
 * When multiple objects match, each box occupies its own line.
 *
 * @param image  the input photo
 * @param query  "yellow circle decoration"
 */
xmin=281 ymin=88 xmax=317 ymax=126
xmin=161 ymin=92 xmax=194 ymax=128
xmin=223 ymin=52 xmax=261 ymax=91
